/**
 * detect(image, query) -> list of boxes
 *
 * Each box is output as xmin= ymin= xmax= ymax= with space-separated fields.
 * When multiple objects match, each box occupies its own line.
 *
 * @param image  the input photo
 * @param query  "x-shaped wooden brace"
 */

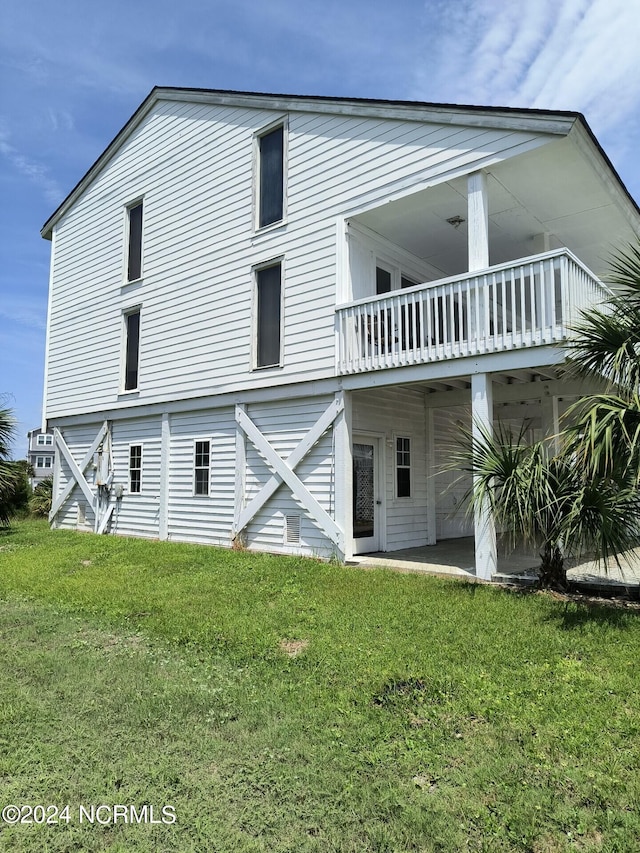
xmin=234 ymin=397 xmax=344 ymax=549
xmin=49 ymin=422 xmax=109 ymax=524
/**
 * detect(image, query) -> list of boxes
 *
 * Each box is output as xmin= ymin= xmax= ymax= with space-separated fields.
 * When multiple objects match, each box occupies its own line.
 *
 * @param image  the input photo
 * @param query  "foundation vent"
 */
xmin=284 ymin=514 xmax=301 ymax=545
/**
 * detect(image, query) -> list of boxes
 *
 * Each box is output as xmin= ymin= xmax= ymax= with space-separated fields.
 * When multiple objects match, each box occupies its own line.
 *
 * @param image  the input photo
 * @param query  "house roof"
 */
xmin=40 ymin=86 xmax=640 ymax=240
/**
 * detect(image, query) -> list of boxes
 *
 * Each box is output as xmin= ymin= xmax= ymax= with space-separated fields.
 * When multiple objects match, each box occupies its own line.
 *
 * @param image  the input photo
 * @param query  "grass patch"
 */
xmin=0 ymin=519 xmax=639 ymax=851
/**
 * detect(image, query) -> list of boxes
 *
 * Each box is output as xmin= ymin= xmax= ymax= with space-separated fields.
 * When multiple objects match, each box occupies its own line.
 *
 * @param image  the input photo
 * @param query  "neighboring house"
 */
xmin=40 ymin=88 xmax=640 ymax=577
xmin=27 ymin=427 xmax=55 ymax=487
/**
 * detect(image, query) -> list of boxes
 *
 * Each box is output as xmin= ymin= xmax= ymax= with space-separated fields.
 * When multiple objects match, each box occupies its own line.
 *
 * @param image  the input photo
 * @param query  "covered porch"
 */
xmin=339 ymin=365 xmax=595 ymax=582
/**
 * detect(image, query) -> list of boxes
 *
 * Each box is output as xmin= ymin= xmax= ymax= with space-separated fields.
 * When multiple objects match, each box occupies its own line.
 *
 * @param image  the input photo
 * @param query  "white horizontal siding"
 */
xmin=167 ymin=408 xmax=236 ymax=546
xmin=110 ymin=418 xmax=162 ymax=539
xmin=45 ymin=97 xmax=549 ymax=419
xmin=433 ymin=399 xmax=547 ymax=540
xmin=432 ymin=407 xmax=472 ymax=540
xmin=352 ymin=387 xmax=429 ymax=551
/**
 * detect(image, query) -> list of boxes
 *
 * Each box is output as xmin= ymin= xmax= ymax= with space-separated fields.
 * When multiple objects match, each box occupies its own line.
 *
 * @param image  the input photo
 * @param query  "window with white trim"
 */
xmin=255 ymin=261 xmax=282 ymax=368
xmin=36 ymin=434 xmax=53 ymax=446
xmin=396 ymin=436 xmax=411 ymax=498
xmin=35 ymin=456 xmax=53 ymax=469
xmin=123 ymin=308 xmax=141 ymax=391
xmin=129 ymin=445 xmax=142 ymax=493
xmin=194 ymin=440 xmax=211 ymax=496
xmin=126 ymin=201 xmax=143 ymax=282
xmin=257 ymin=123 xmax=285 ymax=229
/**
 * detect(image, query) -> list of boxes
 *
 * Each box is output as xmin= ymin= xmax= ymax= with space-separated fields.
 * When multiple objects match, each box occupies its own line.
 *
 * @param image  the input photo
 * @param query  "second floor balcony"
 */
xmin=336 ymin=249 xmax=609 ymax=375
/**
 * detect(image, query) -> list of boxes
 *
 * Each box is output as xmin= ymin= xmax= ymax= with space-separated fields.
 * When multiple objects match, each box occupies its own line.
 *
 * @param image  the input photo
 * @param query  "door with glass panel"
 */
xmin=352 ymin=436 xmax=381 ymax=554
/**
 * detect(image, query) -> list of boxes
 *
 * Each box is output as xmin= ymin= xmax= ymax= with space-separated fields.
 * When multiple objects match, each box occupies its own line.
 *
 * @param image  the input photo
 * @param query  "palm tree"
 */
xmin=565 ymin=242 xmax=640 ymax=484
xmin=455 ymin=422 xmax=640 ymax=590
xmin=455 ymin=242 xmax=640 ymax=590
xmin=0 ymin=404 xmax=19 ymax=526
xmin=29 ymin=476 xmax=53 ymax=518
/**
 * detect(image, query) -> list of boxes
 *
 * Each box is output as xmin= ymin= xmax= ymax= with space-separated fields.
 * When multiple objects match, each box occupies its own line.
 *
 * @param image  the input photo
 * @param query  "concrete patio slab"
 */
xmin=349 ymin=537 xmax=640 ymax=592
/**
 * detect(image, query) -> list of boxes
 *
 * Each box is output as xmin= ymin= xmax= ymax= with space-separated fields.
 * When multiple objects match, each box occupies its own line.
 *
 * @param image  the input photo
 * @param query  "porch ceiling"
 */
xmin=355 ymin=135 xmax=638 ymax=282
xmin=409 ymin=365 xmax=565 ymax=396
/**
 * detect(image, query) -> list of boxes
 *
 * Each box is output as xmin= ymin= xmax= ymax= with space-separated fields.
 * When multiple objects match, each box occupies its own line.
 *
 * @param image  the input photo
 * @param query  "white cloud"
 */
xmin=0 ymin=294 xmax=47 ymax=332
xmin=0 ymin=129 xmax=62 ymax=204
xmin=417 ymin=0 xmax=640 ymax=138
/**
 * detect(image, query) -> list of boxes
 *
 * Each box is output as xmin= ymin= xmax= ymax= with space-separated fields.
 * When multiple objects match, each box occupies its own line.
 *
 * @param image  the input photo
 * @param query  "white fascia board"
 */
xmin=156 ymin=88 xmax=577 ymax=135
xmin=340 ymin=346 xmax=566 ymax=392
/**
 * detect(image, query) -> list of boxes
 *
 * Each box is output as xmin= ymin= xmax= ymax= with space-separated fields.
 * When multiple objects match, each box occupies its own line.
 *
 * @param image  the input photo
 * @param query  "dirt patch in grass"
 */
xmin=278 ymin=638 xmax=309 ymax=657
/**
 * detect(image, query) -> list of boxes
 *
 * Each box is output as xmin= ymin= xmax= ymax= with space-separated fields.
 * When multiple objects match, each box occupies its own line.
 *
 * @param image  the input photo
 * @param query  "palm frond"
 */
xmin=565 ymin=394 xmax=640 ymax=480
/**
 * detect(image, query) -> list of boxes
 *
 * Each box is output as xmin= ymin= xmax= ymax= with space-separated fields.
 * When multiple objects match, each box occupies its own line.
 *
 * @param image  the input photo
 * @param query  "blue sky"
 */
xmin=1 ymin=0 xmax=640 ymax=457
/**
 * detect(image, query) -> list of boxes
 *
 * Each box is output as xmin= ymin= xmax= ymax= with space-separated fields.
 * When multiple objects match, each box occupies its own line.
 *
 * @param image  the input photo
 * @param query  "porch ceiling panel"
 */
xmin=354 ymin=135 xmax=638 ymax=281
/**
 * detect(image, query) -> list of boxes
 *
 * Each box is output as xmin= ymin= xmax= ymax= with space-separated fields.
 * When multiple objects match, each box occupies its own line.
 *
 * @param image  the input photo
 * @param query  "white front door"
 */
xmin=352 ymin=434 xmax=382 ymax=554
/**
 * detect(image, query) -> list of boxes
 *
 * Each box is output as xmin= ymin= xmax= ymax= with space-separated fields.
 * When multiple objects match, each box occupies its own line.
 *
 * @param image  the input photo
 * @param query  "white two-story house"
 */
xmin=26 ymin=427 xmax=55 ymax=487
xmin=41 ymin=88 xmax=640 ymax=578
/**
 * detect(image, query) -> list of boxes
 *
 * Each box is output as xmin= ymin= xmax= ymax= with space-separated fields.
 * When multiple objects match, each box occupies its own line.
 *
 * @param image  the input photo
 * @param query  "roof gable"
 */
xmin=40 ymin=86 xmax=637 ymax=239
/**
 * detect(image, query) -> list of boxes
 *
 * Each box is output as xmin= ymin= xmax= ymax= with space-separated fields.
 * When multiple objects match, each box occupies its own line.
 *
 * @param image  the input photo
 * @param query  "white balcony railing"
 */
xmin=336 ymin=249 xmax=610 ymax=375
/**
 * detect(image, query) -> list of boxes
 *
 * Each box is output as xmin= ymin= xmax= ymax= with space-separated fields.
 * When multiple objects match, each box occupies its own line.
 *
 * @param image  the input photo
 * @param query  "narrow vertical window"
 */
xmin=396 ymin=437 xmax=411 ymax=498
xmin=129 ymin=445 xmax=142 ymax=494
xmin=127 ymin=201 xmax=143 ymax=281
xmin=194 ymin=440 xmax=211 ymax=496
xmin=124 ymin=309 xmax=140 ymax=391
xmin=376 ymin=266 xmax=392 ymax=294
xmin=258 ymin=125 xmax=284 ymax=228
xmin=256 ymin=262 xmax=282 ymax=368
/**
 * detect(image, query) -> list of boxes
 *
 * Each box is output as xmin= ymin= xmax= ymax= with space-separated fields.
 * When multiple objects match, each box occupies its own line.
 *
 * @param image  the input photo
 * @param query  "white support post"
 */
xmin=51 ymin=439 xmax=61 ymax=529
xmin=468 ymin=171 xmax=489 ymax=272
xmin=468 ymin=171 xmax=489 ymax=344
xmin=425 ymin=405 xmax=436 ymax=545
xmin=233 ymin=404 xmax=247 ymax=543
xmin=471 ymin=372 xmax=497 ymax=580
xmin=333 ymin=390 xmax=352 ymax=561
xmin=541 ymin=394 xmax=560 ymax=455
xmin=159 ymin=412 xmax=170 ymax=540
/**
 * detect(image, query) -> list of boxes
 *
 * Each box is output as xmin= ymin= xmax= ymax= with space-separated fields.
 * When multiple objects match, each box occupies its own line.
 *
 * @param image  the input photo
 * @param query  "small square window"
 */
xmin=396 ymin=436 xmax=411 ymax=498
xmin=194 ymin=440 xmax=210 ymax=496
xmin=129 ymin=444 xmax=142 ymax=493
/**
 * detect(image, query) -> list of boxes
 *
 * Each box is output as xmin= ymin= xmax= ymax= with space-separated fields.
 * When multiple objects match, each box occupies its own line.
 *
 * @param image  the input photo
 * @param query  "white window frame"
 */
xmin=35 ymin=456 xmax=53 ymax=469
xmin=128 ymin=444 xmax=143 ymax=494
xmin=253 ymin=117 xmax=288 ymax=233
xmin=121 ymin=305 xmax=142 ymax=393
xmin=36 ymin=434 xmax=53 ymax=446
xmin=252 ymin=257 xmax=284 ymax=370
xmin=193 ymin=439 xmax=211 ymax=497
xmin=394 ymin=434 xmax=412 ymax=500
xmin=124 ymin=198 xmax=144 ymax=284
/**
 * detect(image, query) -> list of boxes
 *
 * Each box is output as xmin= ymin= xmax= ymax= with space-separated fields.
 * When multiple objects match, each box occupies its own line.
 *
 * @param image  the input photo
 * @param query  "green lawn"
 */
xmin=0 ymin=520 xmax=639 ymax=852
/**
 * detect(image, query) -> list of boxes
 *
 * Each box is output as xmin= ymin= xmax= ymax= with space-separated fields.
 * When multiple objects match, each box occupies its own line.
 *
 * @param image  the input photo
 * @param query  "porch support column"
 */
xmin=541 ymin=393 xmax=560 ymax=455
xmin=333 ymin=390 xmax=352 ymax=561
xmin=471 ymin=372 xmax=497 ymax=580
xmin=159 ymin=412 xmax=170 ymax=540
xmin=468 ymin=171 xmax=489 ymax=272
